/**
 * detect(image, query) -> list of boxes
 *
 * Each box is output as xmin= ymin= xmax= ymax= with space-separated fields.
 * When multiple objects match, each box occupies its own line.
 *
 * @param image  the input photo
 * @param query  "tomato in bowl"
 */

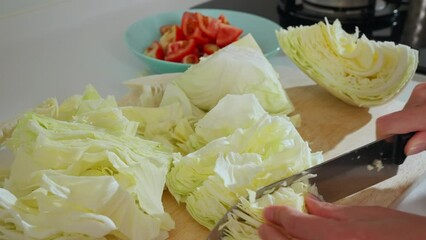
xmin=125 ymin=9 xmax=281 ymax=74
xmin=145 ymin=11 xmax=244 ymax=64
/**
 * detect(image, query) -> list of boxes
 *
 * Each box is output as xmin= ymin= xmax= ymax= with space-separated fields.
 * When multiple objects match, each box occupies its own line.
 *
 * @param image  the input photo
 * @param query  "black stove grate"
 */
xmin=278 ymin=0 xmax=408 ymax=41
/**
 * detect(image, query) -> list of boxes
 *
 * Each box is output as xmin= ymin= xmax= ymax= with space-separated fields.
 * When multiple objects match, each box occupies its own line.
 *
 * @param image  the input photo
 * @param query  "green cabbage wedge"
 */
xmin=276 ymin=19 xmax=419 ymax=107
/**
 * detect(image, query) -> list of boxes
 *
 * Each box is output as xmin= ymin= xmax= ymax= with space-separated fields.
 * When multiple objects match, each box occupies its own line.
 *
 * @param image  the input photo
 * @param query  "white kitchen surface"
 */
xmin=0 ymin=0 xmax=61 ymax=18
xmin=0 ymin=0 xmax=425 ymax=220
xmin=393 ymin=171 xmax=426 ymax=216
xmin=0 ymin=0 xmax=207 ymax=123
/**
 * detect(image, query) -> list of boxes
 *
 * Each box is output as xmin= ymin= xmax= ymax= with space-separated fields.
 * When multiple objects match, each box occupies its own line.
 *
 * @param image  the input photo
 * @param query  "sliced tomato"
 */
xmin=181 ymin=12 xmax=210 ymax=45
xmin=165 ymin=39 xmax=197 ymax=62
xmin=182 ymin=54 xmax=200 ymax=64
xmin=202 ymin=43 xmax=220 ymax=55
xmin=189 ymin=27 xmax=211 ymax=45
xmin=159 ymin=25 xmax=184 ymax=50
xmin=218 ymin=14 xmax=230 ymax=24
xmin=156 ymin=12 xmax=241 ymax=63
xmin=181 ymin=12 xmax=198 ymax=37
xmin=195 ymin=12 xmax=220 ymax=40
xmin=216 ymin=23 xmax=243 ymax=47
xmin=144 ymin=41 xmax=165 ymax=60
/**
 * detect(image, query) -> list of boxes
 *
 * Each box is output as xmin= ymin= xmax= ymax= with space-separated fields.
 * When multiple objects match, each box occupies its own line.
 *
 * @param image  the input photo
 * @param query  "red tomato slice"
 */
xmin=216 ymin=23 xmax=243 ymax=47
xmin=182 ymin=54 xmax=200 ymax=64
xmin=195 ymin=13 xmax=220 ymax=40
xmin=181 ymin=12 xmax=198 ymax=37
xmin=144 ymin=41 xmax=165 ymax=60
xmin=165 ymin=39 xmax=197 ymax=62
xmin=157 ymin=12 xmax=241 ymax=63
xmin=189 ymin=27 xmax=211 ymax=46
xmin=181 ymin=12 xmax=210 ymax=46
xmin=159 ymin=25 xmax=184 ymax=50
xmin=202 ymin=43 xmax=220 ymax=55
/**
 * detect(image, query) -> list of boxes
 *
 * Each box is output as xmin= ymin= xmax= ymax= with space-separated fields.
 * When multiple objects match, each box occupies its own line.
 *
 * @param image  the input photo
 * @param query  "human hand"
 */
xmin=258 ymin=194 xmax=426 ymax=240
xmin=376 ymin=83 xmax=426 ymax=155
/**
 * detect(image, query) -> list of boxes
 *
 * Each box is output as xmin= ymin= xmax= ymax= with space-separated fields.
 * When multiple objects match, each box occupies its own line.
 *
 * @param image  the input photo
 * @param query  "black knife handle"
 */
xmin=393 ymin=132 xmax=416 ymax=165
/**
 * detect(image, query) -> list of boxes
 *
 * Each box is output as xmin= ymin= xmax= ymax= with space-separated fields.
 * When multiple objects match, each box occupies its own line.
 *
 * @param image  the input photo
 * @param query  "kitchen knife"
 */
xmin=207 ymin=133 xmax=414 ymax=239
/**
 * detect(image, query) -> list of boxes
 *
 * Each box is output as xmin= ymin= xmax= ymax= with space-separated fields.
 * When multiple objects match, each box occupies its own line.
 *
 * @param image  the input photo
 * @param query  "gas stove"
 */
xmin=279 ymin=0 xmax=407 ymax=40
xmin=194 ymin=0 xmax=426 ymax=74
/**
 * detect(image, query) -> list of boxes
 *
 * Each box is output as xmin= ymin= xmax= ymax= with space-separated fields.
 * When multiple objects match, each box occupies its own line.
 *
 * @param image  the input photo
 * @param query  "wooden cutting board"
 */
xmin=164 ymin=84 xmax=426 ymax=239
xmin=3 ymin=81 xmax=422 ymax=239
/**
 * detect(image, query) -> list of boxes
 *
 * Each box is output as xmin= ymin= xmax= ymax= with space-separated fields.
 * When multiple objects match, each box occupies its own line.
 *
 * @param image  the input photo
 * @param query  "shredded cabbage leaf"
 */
xmin=221 ymin=175 xmax=317 ymax=240
xmin=276 ymin=18 xmax=419 ymax=107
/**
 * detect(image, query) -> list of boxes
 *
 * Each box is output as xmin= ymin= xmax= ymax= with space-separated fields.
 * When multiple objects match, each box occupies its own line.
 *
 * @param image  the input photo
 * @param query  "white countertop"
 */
xmin=1 ymin=0 xmax=425 ymax=219
xmin=0 ymin=0 xmax=207 ymax=123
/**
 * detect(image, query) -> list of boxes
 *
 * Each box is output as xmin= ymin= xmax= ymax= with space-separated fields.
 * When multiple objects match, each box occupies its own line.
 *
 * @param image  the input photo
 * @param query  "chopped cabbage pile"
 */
xmin=121 ymin=35 xmax=321 ymax=232
xmin=0 ymin=87 xmax=174 ymax=240
xmin=121 ymin=34 xmax=295 ymax=155
xmin=276 ymin=18 xmax=419 ymax=107
xmin=165 ymin=94 xmax=322 ymax=229
xmin=1 ymin=34 xmax=321 ymax=239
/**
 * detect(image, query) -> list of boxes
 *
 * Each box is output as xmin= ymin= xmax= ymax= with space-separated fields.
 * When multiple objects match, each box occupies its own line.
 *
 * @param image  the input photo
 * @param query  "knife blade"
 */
xmin=207 ymin=133 xmax=414 ymax=239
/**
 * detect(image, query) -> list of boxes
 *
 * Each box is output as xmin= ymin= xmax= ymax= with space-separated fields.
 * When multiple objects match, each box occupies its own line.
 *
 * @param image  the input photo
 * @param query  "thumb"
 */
xmin=406 ymin=131 xmax=426 ymax=155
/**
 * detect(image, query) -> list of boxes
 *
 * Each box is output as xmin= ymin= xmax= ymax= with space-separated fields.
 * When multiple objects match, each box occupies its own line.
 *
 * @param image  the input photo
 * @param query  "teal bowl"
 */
xmin=124 ymin=8 xmax=282 ymax=74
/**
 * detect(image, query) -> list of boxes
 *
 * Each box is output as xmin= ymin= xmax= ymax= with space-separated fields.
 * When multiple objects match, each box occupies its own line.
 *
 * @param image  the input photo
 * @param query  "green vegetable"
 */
xmin=172 ymin=34 xmax=294 ymax=115
xmin=120 ymin=84 xmax=208 ymax=154
xmin=221 ymin=175 xmax=316 ymax=239
xmin=0 ymin=86 xmax=175 ymax=239
xmin=121 ymin=35 xmax=296 ymax=153
xmin=0 ymin=32 xmax=321 ymax=238
xmin=276 ymin=19 xmax=419 ymax=107
xmin=166 ymin=94 xmax=322 ymax=229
